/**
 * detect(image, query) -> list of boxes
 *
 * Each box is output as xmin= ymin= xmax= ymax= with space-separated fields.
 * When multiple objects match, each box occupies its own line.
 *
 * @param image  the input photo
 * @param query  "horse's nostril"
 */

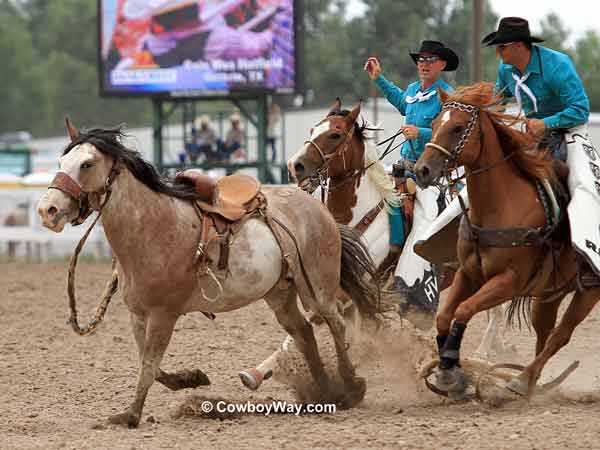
xmin=47 ymin=206 xmax=57 ymax=217
xmin=294 ymin=162 xmax=305 ymax=175
xmin=420 ymin=166 xmax=430 ymax=179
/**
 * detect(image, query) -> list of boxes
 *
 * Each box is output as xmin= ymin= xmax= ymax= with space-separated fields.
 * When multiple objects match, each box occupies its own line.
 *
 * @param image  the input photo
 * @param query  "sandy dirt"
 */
xmin=1 ymin=263 xmax=600 ymax=450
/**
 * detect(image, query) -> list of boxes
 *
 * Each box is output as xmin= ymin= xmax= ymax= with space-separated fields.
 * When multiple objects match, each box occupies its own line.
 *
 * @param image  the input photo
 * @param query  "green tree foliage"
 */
xmin=0 ymin=1 xmax=49 ymax=133
xmin=0 ymin=0 xmax=150 ymax=137
xmin=574 ymin=31 xmax=600 ymax=111
xmin=1 ymin=0 xmax=599 ymax=137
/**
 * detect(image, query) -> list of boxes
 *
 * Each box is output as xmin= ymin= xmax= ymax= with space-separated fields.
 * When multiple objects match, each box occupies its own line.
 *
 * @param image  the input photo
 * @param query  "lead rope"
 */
xmin=66 ymin=189 xmax=118 ymax=336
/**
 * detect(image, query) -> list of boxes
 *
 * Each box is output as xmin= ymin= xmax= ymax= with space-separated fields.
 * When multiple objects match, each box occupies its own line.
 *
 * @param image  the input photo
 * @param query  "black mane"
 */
xmin=62 ymin=127 xmax=203 ymax=201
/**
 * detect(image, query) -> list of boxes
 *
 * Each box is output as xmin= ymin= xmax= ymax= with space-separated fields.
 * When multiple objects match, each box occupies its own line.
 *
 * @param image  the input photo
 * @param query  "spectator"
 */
xmin=218 ymin=113 xmax=245 ymax=161
xmin=267 ymin=102 xmax=281 ymax=161
xmin=188 ymin=115 xmax=217 ymax=163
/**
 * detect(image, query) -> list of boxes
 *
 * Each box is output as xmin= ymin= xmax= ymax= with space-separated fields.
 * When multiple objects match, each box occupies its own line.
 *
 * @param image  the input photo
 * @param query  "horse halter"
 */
xmin=425 ymin=101 xmax=480 ymax=169
xmin=48 ymin=160 xmax=120 ymax=225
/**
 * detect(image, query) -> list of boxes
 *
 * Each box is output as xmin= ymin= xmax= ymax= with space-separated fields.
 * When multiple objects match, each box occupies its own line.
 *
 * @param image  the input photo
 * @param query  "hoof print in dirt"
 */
xmin=173 ymin=396 xmax=241 ymax=420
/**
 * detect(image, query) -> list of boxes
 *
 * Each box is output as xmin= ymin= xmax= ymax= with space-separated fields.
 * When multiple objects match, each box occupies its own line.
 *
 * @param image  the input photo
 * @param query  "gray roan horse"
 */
xmin=36 ymin=122 xmax=381 ymax=428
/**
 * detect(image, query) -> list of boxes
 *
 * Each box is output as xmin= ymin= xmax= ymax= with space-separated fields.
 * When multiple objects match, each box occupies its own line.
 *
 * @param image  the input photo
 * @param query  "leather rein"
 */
xmin=303 ymin=121 xmax=358 ymax=202
xmin=425 ymin=101 xmax=569 ymax=299
xmin=303 ymin=120 xmax=387 ymax=235
xmin=48 ymin=161 xmax=121 ymax=336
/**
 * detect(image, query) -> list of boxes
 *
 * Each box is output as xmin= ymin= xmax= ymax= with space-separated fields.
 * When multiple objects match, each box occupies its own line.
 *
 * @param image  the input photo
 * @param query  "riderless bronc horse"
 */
xmin=36 ymin=121 xmax=381 ymax=427
xmin=239 ymin=98 xmax=517 ymax=391
xmin=414 ymin=83 xmax=598 ymax=398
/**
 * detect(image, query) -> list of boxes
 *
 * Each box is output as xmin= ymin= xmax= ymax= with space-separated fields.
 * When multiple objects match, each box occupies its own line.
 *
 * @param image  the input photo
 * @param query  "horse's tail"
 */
xmin=338 ymin=224 xmax=382 ymax=322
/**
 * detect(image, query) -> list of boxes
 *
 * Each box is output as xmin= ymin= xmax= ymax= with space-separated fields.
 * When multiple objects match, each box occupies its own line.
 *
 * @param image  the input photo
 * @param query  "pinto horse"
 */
xmin=36 ymin=122 xmax=381 ymax=427
xmin=238 ymin=99 xmax=517 ymax=392
xmin=414 ymin=83 xmax=598 ymax=397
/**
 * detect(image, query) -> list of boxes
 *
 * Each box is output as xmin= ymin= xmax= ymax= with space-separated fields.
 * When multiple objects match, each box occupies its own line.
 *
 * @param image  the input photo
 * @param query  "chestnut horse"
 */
xmin=37 ymin=123 xmax=381 ymax=427
xmin=238 ymin=99 xmax=516 ymax=392
xmin=414 ymin=83 xmax=598 ymax=397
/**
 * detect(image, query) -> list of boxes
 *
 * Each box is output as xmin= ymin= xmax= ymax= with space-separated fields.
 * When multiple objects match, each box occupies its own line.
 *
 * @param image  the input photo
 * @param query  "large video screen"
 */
xmin=99 ymin=0 xmax=298 ymax=97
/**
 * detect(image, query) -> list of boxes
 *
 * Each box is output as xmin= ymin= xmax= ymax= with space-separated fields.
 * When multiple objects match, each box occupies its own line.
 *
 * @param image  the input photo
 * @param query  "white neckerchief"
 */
xmin=512 ymin=72 xmax=538 ymax=112
xmin=406 ymin=90 xmax=437 ymax=104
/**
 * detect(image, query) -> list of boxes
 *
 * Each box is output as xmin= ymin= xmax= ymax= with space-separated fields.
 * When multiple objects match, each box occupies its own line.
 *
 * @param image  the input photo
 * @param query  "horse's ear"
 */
xmin=438 ymin=87 xmax=449 ymax=104
xmin=347 ymin=99 xmax=362 ymax=123
xmin=65 ymin=117 xmax=79 ymax=142
xmin=329 ymin=98 xmax=342 ymax=115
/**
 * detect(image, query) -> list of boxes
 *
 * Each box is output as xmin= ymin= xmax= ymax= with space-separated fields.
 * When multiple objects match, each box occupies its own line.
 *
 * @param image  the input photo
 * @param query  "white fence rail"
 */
xmin=0 ymin=189 xmax=108 ymax=261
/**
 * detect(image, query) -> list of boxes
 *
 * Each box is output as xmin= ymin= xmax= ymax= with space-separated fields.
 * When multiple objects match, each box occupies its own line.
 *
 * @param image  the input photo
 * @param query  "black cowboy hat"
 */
xmin=482 ymin=17 xmax=544 ymax=46
xmin=409 ymin=40 xmax=459 ymax=71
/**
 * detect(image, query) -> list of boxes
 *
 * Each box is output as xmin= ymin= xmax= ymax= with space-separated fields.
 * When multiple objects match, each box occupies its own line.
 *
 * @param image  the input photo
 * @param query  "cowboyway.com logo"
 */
xmin=202 ymin=400 xmax=336 ymax=416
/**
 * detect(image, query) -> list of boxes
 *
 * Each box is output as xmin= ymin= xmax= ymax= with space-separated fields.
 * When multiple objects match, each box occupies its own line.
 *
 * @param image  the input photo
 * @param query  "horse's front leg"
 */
xmin=435 ymin=270 xmax=517 ymax=396
xmin=109 ymin=312 xmax=178 ymax=428
xmin=435 ymin=268 xmax=476 ymax=354
xmin=130 ymin=312 xmax=210 ymax=391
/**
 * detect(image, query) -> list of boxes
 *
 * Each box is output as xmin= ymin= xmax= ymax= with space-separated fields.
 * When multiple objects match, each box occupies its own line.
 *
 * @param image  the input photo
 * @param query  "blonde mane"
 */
xmin=362 ymin=124 xmax=399 ymax=209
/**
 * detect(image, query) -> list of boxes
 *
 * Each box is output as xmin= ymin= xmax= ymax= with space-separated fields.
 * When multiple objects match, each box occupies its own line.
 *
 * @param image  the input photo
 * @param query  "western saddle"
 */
xmin=175 ymin=169 xmax=266 ymax=272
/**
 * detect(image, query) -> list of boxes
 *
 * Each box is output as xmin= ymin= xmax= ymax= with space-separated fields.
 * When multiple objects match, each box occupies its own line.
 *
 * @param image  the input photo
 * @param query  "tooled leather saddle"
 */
xmin=175 ymin=170 xmax=266 ymax=272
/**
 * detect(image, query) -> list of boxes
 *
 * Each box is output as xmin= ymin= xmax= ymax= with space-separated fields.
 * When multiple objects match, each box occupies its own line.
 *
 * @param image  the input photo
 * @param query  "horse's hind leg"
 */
xmin=531 ymin=296 xmax=562 ymax=355
xmin=507 ymin=288 xmax=600 ymax=396
xmin=264 ymin=287 xmax=332 ymax=397
xmin=317 ymin=298 xmax=366 ymax=408
xmin=129 ymin=313 xmax=210 ymax=390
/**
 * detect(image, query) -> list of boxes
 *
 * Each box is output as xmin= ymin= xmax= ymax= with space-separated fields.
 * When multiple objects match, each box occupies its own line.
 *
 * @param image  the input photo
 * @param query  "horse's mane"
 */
xmin=443 ymin=82 xmax=555 ymax=181
xmin=62 ymin=127 xmax=204 ymax=201
xmin=329 ymin=111 xmax=398 ymax=208
xmin=327 ymin=109 xmax=368 ymax=141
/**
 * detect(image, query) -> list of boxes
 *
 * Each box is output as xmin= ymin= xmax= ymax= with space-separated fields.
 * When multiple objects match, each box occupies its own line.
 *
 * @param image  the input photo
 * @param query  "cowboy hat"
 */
xmin=482 ymin=17 xmax=544 ymax=46
xmin=195 ymin=114 xmax=211 ymax=129
xmin=409 ymin=40 xmax=459 ymax=71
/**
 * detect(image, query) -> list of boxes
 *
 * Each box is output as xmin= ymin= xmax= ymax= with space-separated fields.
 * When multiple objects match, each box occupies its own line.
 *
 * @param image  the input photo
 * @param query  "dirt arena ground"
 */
xmin=2 ymin=263 xmax=600 ymax=450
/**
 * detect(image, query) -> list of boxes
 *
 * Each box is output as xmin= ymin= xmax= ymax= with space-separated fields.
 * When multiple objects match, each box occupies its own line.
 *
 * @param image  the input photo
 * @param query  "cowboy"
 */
xmin=364 ymin=41 xmax=459 ymax=316
xmin=217 ymin=113 xmax=245 ymax=161
xmin=484 ymin=17 xmax=600 ymax=281
xmin=188 ymin=115 xmax=217 ymax=163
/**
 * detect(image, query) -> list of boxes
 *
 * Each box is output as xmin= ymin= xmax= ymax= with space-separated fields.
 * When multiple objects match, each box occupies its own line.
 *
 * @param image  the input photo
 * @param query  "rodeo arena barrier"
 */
xmin=2 ymin=105 xmax=600 ymax=262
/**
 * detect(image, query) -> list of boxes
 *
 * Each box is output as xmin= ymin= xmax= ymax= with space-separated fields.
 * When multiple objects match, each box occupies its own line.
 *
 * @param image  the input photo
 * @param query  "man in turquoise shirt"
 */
xmin=364 ymin=41 xmax=459 ymax=316
xmin=484 ymin=17 xmax=600 ymax=281
xmin=364 ymin=40 xmax=457 ymax=163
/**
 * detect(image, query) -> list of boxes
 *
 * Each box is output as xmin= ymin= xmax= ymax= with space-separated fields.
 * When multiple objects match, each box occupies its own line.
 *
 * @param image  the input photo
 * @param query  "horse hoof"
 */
xmin=185 ymin=368 xmax=211 ymax=388
xmin=108 ymin=411 xmax=140 ymax=428
xmin=504 ymin=376 xmax=529 ymax=396
xmin=434 ymin=366 xmax=469 ymax=395
xmin=339 ymin=376 xmax=367 ymax=409
xmin=239 ymin=368 xmax=264 ymax=391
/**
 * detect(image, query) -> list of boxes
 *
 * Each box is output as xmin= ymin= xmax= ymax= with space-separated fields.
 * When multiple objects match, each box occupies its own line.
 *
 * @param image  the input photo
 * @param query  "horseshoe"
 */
xmin=537 ymin=360 xmax=580 ymax=394
xmin=420 ymin=359 xmax=449 ymax=397
xmin=475 ymin=360 xmax=580 ymax=400
xmin=475 ymin=363 xmax=526 ymax=400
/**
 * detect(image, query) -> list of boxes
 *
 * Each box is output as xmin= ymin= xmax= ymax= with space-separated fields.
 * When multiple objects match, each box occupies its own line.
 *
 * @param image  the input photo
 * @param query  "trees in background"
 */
xmin=1 ymin=0 xmax=599 ymax=137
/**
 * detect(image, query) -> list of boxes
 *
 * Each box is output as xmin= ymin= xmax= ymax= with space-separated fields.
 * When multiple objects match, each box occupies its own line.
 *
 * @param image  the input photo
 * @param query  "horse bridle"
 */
xmin=48 ymin=160 xmax=120 ymax=225
xmin=425 ymin=101 xmax=480 ymax=171
xmin=305 ymin=121 xmax=356 ymax=171
xmin=302 ymin=121 xmax=357 ymax=198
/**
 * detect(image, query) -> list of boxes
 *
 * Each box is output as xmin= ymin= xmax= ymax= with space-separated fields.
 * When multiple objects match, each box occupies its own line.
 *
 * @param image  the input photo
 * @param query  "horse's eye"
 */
xmin=80 ymin=162 xmax=93 ymax=170
xmin=329 ymin=133 xmax=341 ymax=140
xmin=452 ymin=124 xmax=464 ymax=134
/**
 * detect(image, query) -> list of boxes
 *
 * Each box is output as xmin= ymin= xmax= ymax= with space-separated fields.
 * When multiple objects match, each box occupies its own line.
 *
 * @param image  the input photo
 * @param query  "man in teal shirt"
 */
xmin=484 ymin=17 xmax=600 ymax=281
xmin=364 ymin=41 xmax=459 ymax=316
xmin=364 ymin=41 xmax=457 ymax=163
